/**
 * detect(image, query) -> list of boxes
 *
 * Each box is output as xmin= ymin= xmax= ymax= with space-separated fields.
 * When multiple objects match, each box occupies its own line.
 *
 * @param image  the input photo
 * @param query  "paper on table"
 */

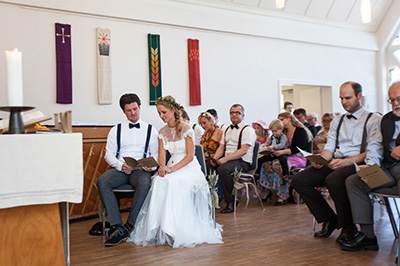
xmin=296 ymin=147 xmax=330 ymax=166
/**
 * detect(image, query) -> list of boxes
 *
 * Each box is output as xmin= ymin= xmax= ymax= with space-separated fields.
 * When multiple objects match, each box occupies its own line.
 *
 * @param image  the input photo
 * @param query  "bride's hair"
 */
xmin=156 ymin=95 xmax=184 ymax=135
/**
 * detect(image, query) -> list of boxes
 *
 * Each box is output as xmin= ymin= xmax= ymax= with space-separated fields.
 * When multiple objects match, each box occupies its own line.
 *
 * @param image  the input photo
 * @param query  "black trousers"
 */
xmin=207 ymin=159 xmax=250 ymax=204
xmin=291 ymin=165 xmax=356 ymax=228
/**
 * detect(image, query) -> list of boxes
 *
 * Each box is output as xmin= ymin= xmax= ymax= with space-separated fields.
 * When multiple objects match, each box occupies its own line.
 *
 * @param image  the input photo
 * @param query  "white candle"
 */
xmin=5 ymin=48 xmax=23 ymax=106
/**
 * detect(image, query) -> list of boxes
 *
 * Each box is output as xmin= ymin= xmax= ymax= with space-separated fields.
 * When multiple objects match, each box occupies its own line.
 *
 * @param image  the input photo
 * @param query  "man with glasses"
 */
xmin=292 ymin=81 xmax=381 ymax=246
xmin=208 ymin=104 xmax=256 ymax=213
xmin=341 ymin=81 xmax=400 ymax=251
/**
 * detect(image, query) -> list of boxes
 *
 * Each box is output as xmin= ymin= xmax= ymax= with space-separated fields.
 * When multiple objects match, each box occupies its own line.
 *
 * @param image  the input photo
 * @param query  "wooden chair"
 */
xmin=234 ymin=142 xmax=265 ymax=213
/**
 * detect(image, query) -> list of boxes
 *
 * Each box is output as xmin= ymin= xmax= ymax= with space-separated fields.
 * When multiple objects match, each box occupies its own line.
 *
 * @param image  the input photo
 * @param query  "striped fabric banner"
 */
xmin=96 ymin=27 xmax=112 ymax=105
xmin=188 ymin=39 xmax=201 ymax=106
xmin=55 ymin=23 xmax=72 ymax=104
xmin=148 ymin=34 xmax=162 ymax=105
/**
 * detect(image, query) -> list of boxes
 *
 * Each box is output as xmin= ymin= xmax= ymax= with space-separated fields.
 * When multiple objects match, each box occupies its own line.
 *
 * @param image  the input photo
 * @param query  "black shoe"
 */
xmin=274 ymin=200 xmax=286 ymax=206
xmin=336 ymin=224 xmax=358 ymax=244
xmin=314 ymin=218 xmax=339 ymax=238
xmin=262 ymin=192 xmax=272 ymax=202
xmin=340 ymin=232 xmax=379 ymax=251
xmin=220 ymin=202 xmax=234 ymax=213
xmin=104 ymin=227 xmax=129 ymax=247
xmin=89 ymin=221 xmax=111 ymax=236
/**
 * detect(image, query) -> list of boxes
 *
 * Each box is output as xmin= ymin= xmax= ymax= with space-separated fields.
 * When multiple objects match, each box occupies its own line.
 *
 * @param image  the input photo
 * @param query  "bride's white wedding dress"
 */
xmin=127 ymin=124 xmax=223 ymax=248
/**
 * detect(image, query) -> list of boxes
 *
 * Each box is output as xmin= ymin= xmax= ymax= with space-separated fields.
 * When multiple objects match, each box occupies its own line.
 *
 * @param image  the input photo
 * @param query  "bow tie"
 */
xmin=129 ymin=123 xmax=140 ymax=129
xmin=346 ymin=114 xmax=357 ymax=120
xmin=230 ymin=124 xmax=239 ymax=130
xmin=392 ymin=114 xmax=400 ymax=121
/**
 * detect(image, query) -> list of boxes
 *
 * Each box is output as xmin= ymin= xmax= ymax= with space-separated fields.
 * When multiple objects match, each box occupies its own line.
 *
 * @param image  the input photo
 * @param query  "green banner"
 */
xmin=148 ymin=34 xmax=162 ymax=105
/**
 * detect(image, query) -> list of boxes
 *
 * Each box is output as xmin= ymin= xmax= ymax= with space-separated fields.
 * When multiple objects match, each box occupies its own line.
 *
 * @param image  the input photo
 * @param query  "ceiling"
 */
xmin=172 ymin=0 xmax=394 ymax=32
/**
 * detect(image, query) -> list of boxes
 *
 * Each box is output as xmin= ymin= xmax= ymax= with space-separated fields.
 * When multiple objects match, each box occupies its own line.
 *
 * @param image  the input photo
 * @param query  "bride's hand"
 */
xmin=158 ymin=164 xmax=166 ymax=177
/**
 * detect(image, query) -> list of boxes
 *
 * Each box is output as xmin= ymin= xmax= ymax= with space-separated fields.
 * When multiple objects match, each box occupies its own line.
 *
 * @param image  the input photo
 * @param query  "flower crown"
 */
xmin=155 ymin=97 xmax=184 ymax=110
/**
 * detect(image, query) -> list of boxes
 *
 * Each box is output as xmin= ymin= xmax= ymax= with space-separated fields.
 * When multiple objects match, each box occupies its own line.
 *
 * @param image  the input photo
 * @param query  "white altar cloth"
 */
xmin=0 ymin=133 xmax=83 ymax=209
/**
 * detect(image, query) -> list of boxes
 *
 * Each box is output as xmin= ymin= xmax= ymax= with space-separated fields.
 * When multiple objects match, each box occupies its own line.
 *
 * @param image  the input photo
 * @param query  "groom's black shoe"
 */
xmin=105 ymin=226 xmax=129 ymax=247
xmin=314 ymin=217 xmax=339 ymax=238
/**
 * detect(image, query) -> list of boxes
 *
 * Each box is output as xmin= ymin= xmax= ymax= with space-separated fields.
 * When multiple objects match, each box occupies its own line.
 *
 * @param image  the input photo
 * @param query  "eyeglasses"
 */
xmin=322 ymin=120 xmax=331 ymax=123
xmin=387 ymin=98 xmax=400 ymax=104
xmin=230 ymin=111 xmax=242 ymax=115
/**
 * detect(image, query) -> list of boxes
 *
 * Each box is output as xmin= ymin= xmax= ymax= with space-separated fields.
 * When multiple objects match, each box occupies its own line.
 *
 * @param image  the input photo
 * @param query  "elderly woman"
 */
xmin=312 ymin=113 xmax=333 ymax=154
xmin=259 ymin=112 xmax=313 ymax=205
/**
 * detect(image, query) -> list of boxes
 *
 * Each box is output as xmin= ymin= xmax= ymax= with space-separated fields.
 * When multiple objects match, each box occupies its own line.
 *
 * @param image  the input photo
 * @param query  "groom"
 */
xmin=97 ymin=93 xmax=158 ymax=247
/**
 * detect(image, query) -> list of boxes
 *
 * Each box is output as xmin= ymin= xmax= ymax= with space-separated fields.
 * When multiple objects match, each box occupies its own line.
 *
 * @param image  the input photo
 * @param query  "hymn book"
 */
xmin=353 ymin=162 xmax=392 ymax=189
xmin=259 ymin=149 xmax=276 ymax=156
xmin=297 ymin=147 xmax=330 ymax=166
xmin=123 ymin=157 xmax=159 ymax=168
xmin=207 ymin=156 xmax=219 ymax=164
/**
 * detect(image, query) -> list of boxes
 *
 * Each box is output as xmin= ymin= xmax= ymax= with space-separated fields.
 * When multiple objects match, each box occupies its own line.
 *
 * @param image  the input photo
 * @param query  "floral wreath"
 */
xmin=155 ymin=97 xmax=184 ymax=110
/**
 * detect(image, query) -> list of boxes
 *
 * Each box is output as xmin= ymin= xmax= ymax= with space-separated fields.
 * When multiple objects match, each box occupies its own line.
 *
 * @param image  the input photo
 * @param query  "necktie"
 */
xmin=346 ymin=114 xmax=357 ymax=120
xmin=230 ymin=124 xmax=239 ymax=130
xmin=129 ymin=123 xmax=140 ymax=129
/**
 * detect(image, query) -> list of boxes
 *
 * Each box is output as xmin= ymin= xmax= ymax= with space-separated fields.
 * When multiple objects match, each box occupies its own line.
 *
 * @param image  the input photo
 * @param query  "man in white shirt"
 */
xmin=292 ymin=81 xmax=381 ymax=245
xmin=209 ymin=104 xmax=256 ymax=213
xmin=97 ymin=93 xmax=158 ymax=247
xmin=207 ymin=108 xmax=227 ymax=131
xmin=341 ymin=81 xmax=400 ymax=251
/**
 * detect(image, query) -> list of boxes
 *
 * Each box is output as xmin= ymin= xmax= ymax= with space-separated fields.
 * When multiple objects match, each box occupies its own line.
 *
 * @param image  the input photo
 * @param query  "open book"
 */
xmin=123 ymin=157 xmax=159 ymax=168
xmin=353 ymin=162 xmax=392 ymax=189
xmin=206 ymin=156 xmax=219 ymax=164
xmin=259 ymin=149 xmax=276 ymax=156
xmin=0 ymin=110 xmax=52 ymax=133
xmin=297 ymin=147 xmax=330 ymax=166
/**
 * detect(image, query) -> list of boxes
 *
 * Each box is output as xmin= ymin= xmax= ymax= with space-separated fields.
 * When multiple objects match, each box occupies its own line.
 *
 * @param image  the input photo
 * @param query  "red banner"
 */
xmin=188 ymin=39 xmax=201 ymax=106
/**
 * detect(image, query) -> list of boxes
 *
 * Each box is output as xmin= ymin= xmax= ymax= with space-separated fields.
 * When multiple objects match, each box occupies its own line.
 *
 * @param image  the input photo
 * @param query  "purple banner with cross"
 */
xmin=55 ymin=23 xmax=72 ymax=104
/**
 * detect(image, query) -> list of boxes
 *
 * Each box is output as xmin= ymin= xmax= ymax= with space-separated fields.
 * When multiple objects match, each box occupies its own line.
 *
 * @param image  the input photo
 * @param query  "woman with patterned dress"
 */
xmin=259 ymin=112 xmax=313 ymax=205
xmin=312 ymin=113 xmax=333 ymax=154
xmin=128 ymin=96 xmax=222 ymax=248
xmin=198 ymin=111 xmax=223 ymax=164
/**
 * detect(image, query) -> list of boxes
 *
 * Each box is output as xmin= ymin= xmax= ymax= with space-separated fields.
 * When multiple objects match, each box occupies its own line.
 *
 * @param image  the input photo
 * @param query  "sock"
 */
xmin=360 ymin=224 xmax=375 ymax=238
xmin=124 ymin=223 xmax=133 ymax=232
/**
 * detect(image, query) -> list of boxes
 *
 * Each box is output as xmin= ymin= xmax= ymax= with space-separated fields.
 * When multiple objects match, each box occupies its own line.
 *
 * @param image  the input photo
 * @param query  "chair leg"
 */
xmin=312 ymin=217 xmax=316 ymax=233
xmin=234 ymin=189 xmax=238 ymax=214
xmin=384 ymin=197 xmax=399 ymax=239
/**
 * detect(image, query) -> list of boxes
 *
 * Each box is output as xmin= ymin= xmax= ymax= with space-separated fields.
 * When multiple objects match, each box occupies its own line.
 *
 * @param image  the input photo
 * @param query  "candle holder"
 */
xmin=0 ymin=106 xmax=35 ymax=134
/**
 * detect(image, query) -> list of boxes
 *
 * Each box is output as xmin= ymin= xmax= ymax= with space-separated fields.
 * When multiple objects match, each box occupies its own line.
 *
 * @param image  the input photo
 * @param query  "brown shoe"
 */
xmin=220 ymin=202 xmax=234 ymax=213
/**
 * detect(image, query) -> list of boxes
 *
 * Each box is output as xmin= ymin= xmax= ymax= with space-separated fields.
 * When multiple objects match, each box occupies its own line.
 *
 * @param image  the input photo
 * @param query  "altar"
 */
xmin=0 ymin=133 xmax=83 ymax=266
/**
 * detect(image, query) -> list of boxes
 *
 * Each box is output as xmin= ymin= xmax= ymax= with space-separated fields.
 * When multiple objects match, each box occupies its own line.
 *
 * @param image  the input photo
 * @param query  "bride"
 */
xmin=128 ymin=96 xmax=223 ymax=248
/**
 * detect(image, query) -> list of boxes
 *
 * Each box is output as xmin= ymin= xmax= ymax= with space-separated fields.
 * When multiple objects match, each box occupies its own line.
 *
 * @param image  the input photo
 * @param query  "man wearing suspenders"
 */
xmin=209 ymin=104 xmax=256 ymax=213
xmin=341 ymin=82 xmax=400 ymax=251
xmin=292 ymin=82 xmax=381 ymax=245
xmin=97 ymin=93 xmax=158 ymax=247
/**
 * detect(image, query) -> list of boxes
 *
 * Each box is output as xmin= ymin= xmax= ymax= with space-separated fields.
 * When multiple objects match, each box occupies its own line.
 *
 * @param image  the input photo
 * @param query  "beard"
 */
xmin=393 ymin=108 xmax=400 ymax=117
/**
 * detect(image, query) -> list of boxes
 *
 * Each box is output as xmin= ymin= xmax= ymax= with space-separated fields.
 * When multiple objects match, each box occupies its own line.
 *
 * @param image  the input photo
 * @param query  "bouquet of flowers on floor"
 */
xmin=207 ymin=170 xmax=220 ymax=209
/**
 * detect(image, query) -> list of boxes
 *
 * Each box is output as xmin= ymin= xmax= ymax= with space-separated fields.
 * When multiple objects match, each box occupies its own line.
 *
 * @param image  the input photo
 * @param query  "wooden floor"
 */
xmin=70 ymin=198 xmax=399 ymax=265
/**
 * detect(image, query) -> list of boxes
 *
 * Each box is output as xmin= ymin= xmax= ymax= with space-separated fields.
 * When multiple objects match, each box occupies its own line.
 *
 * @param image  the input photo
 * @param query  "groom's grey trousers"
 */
xmin=97 ymin=168 xmax=151 ymax=227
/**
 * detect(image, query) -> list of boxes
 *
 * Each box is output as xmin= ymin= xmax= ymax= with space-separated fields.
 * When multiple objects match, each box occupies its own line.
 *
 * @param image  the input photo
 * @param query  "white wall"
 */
xmin=0 ymin=0 xmax=379 ymax=130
